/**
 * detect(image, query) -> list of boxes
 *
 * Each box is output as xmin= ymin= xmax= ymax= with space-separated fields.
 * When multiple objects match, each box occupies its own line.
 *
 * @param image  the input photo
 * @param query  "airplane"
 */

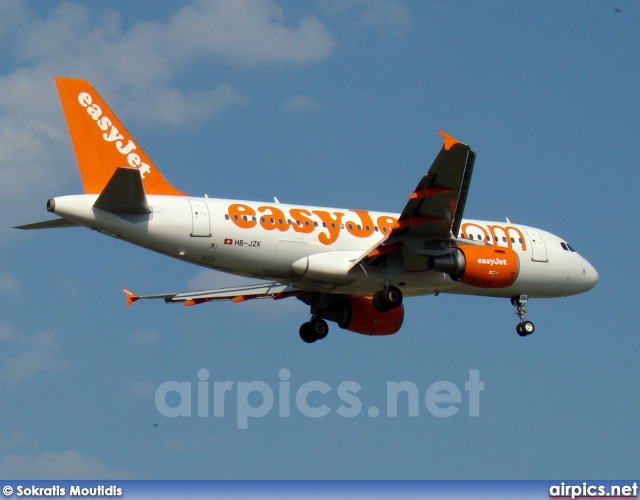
xmin=15 ymin=77 xmax=599 ymax=343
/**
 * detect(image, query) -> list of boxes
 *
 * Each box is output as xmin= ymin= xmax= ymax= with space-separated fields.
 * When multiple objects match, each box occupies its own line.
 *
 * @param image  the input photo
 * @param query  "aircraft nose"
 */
xmin=582 ymin=259 xmax=599 ymax=290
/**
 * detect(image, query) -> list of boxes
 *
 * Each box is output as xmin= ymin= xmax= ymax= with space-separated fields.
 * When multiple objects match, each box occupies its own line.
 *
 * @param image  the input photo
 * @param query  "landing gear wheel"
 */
xmin=511 ymin=294 xmax=535 ymax=337
xmin=521 ymin=320 xmax=535 ymax=335
xmin=299 ymin=322 xmax=317 ymax=343
xmin=312 ymin=318 xmax=328 ymax=340
xmin=373 ymin=286 xmax=403 ymax=312
xmin=299 ymin=318 xmax=329 ymax=343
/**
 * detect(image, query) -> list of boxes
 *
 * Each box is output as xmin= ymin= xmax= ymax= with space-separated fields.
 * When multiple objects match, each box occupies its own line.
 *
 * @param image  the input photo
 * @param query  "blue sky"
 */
xmin=0 ymin=0 xmax=638 ymax=479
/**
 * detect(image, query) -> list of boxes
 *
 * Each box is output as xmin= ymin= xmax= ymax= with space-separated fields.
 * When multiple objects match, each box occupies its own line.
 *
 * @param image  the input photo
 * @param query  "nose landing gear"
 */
xmin=511 ymin=294 xmax=535 ymax=337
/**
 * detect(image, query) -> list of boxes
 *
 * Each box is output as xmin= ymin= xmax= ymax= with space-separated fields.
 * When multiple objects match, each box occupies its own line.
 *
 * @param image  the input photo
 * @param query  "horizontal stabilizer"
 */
xmin=123 ymin=282 xmax=298 ymax=307
xmin=93 ymin=167 xmax=151 ymax=215
xmin=14 ymin=218 xmax=78 ymax=230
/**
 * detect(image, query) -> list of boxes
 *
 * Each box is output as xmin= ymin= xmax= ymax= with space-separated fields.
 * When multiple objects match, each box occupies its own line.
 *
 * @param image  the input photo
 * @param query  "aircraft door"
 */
xmin=189 ymin=199 xmax=211 ymax=237
xmin=524 ymin=228 xmax=548 ymax=262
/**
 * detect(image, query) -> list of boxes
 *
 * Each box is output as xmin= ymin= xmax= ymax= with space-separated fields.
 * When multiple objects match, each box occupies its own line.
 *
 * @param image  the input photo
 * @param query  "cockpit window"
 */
xmin=561 ymin=242 xmax=568 ymax=251
xmin=567 ymin=243 xmax=576 ymax=252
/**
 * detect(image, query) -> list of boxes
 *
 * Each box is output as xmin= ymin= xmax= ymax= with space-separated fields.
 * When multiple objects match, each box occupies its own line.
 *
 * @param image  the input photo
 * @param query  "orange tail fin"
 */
xmin=55 ymin=77 xmax=184 ymax=196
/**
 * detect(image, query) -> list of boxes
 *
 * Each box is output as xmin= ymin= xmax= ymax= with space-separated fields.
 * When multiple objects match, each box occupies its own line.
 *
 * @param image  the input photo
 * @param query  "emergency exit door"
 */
xmin=189 ymin=199 xmax=211 ymax=237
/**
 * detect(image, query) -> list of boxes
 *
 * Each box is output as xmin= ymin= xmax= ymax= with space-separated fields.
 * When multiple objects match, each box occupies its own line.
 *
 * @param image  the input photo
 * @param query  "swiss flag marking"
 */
xmin=224 ymin=238 xmax=233 ymax=245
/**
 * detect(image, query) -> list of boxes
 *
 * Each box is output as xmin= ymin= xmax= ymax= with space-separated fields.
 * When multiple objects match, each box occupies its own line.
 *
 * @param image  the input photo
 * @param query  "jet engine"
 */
xmin=428 ymin=245 xmax=519 ymax=288
xmin=320 ymin=295 xmax=404 ymax=336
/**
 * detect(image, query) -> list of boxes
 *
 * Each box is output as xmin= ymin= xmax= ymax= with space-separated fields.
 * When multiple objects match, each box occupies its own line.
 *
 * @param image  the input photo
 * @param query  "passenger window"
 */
xmin=469 ymin=235 xmax=474 ymax=240
xmin=260 ymin=217 xmax=265 ymax=223
xmin=225 ymin=214 xmax=230 ymax=220
xmin=519 ymin=238 xmax=523 ymax=244
xmin=382 ymin=227 xmax=388 ymax=233
xmin=511 ymin=237 xmax=515 ymax=243
xmin=365 ymin=226 xmax=370 ymax=231
xmin=234 ymin=215 xmax=239 ymax=221
xmin=502 ymin=237 xmax=507 ymax=242
xmin=322 ymin=222 xmax=327 ymax=228
xmin=374 ymin=226 xmax=379 ymax=232
xmin=314 ymin=221 xmax=318 ymax=227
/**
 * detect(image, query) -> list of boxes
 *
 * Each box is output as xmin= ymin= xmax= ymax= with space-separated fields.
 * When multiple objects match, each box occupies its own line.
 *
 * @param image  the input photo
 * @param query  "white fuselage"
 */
xmin=50 ymin=194 xmax=599 ymax=299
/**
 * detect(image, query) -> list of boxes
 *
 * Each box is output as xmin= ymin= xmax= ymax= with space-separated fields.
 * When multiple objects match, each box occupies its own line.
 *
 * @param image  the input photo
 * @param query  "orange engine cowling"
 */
xmin=320 ymin=296 xmax=404 ymax=336
xmin=456 ymin=245 xmax=519 ymax=288
xmin=429 ymin=245 xmax=519 ymax=288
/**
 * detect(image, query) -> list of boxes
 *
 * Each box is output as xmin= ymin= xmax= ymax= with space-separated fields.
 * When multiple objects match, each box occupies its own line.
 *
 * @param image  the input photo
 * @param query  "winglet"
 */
xmin=122 ymin=288 xmax=140 ymax=307
xmin=438 ymin=130 xmax=460 ymax=151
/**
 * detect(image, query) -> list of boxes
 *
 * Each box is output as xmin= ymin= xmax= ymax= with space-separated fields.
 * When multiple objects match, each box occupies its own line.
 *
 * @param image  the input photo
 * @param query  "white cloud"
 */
xmin=0 ymin=450 xmax=131 ymax=479
xmin=125 ymin=84 xmax=247 ymax=128
xmin=283 ymin=95 xmax=319 ymax=114
xmin=0 ymin=323 xmax=65 ymax=383
xmin=164 ymin=0 xmax=337 ymax=65
xmin=321 ymin=0 xmax=410 ymax=37
xmin=0 ymin=0 xmax=337 ymax=236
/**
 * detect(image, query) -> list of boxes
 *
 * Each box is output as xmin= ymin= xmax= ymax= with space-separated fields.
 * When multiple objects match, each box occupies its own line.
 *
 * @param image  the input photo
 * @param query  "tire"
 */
xmin=299 ymin=322 xmax=317 ymax=343
xmin=522 ymin=320 xmax=535 ymax=335
xmin=386 ymin=286 xmax=403 ymax=308
xmin=373 ymin=291 xmax=391 ymax=312
xmin=373 ymin=286 xmax=403 ymax=312
xmin=312 ymin=319 xmax=329 ymax=340
xmin=516 ymin=323 xmax=527 ymax=337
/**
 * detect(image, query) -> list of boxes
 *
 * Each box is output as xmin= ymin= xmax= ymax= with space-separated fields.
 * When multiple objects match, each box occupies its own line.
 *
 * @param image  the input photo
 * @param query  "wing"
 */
xmin=351 ymin=130 xmax=476 ymax=269
xmin=123 ymin=282 xmax=299 ymax=307
xmin=394 ymin=130 xmax=474 ymax=239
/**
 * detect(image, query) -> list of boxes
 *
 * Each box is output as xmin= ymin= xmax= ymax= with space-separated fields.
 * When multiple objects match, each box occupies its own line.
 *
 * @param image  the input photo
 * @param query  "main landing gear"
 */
xmin=511 ymin=294 xmax=535 ymax=337
xmin=298 ymin=286 xmax=404 ymax=343
xmin=299 ymin=292 xmax=331 ymax=343
xmin=299 ymin=318 xmax=328 ymax=344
